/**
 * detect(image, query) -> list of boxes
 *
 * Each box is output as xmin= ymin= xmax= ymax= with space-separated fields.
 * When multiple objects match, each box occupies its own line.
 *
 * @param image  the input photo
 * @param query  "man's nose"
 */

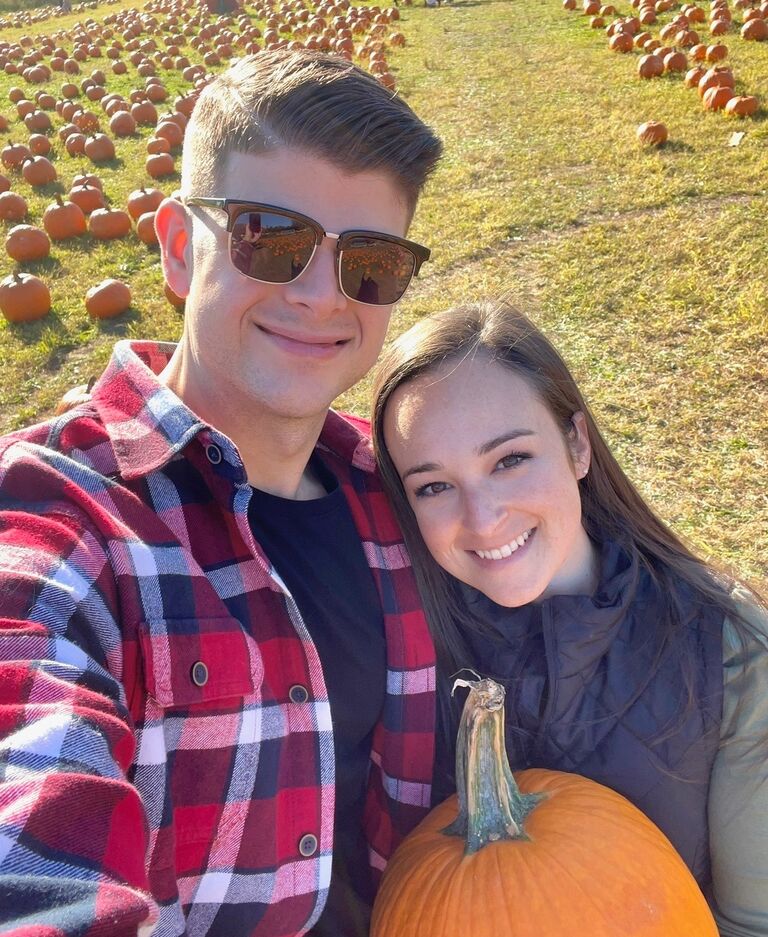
xmin=282 ymin=237 xmax=346 ymax=316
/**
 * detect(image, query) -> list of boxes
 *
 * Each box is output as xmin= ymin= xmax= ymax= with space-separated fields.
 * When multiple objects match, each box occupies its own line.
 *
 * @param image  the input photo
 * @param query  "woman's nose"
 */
xmin=461 ymin=489 xmax=507 ymax=538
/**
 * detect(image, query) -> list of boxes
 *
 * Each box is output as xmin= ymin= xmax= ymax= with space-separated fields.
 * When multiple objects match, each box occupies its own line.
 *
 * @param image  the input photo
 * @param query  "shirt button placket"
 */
xmin=298 ymin=833 xmax=318 ymax=858
xmin=289 ymin=684 xmax=309 ymax=704
xmin=205 ymin=444 xmax=223 ymax=465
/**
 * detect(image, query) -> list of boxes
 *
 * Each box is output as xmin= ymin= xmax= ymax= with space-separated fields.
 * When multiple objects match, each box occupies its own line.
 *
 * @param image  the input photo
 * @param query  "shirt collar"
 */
xmin=90 ymin=340 xmax=376 ymax=480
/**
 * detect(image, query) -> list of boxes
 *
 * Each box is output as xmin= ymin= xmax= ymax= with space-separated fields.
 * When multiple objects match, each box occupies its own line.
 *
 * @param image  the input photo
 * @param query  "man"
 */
xmin=0 ymin=50 xmax=442 ymax=936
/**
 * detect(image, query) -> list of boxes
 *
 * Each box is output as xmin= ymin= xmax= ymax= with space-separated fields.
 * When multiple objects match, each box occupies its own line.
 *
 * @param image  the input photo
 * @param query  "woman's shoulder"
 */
xmin=723 ymin=583 xmax=768 ymax=659
xmin=720 ymin=583 xmax=768 ymax=747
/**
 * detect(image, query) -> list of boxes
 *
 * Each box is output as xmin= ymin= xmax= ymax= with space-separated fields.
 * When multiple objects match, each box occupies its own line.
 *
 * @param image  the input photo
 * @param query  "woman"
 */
xmin=372 ymin=301 xmax=767 ymax=936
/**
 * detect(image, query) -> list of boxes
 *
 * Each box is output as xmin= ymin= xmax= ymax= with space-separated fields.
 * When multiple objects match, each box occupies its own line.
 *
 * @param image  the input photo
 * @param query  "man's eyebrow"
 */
xmin=401 ymin=431 xmax=535 ymax=481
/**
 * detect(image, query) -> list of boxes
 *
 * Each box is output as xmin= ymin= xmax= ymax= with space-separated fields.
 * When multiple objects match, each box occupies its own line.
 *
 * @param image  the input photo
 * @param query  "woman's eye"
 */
xmin=496 ymin=452 xmax=528 ymax=471
xmin=414 ymin=481 xmax=451 ymax=499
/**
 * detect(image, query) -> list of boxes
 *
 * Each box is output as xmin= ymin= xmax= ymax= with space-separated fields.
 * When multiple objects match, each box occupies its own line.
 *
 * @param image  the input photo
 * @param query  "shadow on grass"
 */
xmin=23 ymin=255 xmax=64 ymax=275
xmin=658 ymin=140 xmax=695 ymax=153
xmin=94 ymin=305 xmax=142 ymax=335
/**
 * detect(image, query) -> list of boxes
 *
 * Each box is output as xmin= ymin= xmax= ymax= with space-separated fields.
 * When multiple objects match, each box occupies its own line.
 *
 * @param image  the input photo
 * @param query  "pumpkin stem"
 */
xmin=441 ymin=676 xmax=545 ymax=854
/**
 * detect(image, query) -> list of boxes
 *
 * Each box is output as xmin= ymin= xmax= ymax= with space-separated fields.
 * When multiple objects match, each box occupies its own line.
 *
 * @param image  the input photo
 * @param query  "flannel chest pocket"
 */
xmin=139 ymin=617 xmax=261 ymax=708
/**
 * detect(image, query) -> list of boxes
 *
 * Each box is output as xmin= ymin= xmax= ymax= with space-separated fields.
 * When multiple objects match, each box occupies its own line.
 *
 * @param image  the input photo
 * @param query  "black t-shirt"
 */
xmin=248 ymin=456 xmax=387 ymax=937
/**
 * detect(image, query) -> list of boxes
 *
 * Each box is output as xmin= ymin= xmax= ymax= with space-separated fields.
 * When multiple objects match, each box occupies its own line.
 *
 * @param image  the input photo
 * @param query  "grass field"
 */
xmin=0 ymin=0 xmax=766 ymax=581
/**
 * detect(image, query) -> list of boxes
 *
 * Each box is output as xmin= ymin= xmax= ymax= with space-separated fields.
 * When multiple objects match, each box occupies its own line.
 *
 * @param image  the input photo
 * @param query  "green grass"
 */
xmin=0 ymin=0 xmax=766 ymax=582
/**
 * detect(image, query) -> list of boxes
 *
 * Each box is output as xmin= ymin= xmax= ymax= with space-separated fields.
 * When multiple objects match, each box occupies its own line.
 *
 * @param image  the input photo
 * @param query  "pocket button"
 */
xmin=191 ymin=661 xmax=209 ymax=687
xmin=298 ymin=833 xmax=318 ymax=858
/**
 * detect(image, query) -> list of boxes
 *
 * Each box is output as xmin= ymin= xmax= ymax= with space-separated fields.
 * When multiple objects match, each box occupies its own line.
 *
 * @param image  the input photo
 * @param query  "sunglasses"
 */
xmin=184 ymin=197 xmax=430 ymax=306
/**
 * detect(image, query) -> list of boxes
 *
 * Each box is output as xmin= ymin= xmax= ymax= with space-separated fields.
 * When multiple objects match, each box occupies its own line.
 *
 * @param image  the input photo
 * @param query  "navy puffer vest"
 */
xmin=435 ymin=540 xmax=724 ymax=891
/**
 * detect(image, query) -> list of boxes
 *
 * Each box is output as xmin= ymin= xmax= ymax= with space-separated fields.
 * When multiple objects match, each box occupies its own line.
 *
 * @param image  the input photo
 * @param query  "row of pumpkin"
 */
xmin=563 ymin=0 xmax=765 ymax=143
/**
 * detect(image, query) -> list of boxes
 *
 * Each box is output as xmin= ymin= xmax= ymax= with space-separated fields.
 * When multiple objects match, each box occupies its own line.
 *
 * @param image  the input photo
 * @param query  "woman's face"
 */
xmin=384 ymin=355 xmax=598 ymax=607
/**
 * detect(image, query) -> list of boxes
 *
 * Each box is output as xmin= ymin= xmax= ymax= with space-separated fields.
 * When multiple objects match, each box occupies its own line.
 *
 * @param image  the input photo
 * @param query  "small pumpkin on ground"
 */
xmin=43 ymin=194 xmax=87 ymax=239
xmin=0 ymin=191 xmax=28 ymax=222
xmin=136 ymin=210 xmax=158 ymax=245
xmin=127 ymin=185 xmax=164 ymax=220
xmin=21 ymin=155 xmax=57 ymax=186
xmin=88 ymin=207 xmax=132 ymax=240
xmin=69 ymin=183 xmax=106 ymax=214
xmin=637 ymin=119 xmax=668 ymax=144
xmin=724 ymin=94 xmax=759 ymax=116
xmin=54 ymin=376 xmax=95 ymax=415
xmin=0 ymin=271 xmax=51 ymax=323
xmin=371 ymin=676 xmax=719 ymax=937
xmin=5 ymin=224 xmax=50 ymax=262
xmin=84 ymin=133 xmax=116 ymax=162
xmin=85 ymin=278 xmax=131 ymax=318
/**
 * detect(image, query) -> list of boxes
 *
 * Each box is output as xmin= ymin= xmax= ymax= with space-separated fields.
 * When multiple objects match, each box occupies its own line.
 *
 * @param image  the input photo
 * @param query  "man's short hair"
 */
xmin=181 ymin=49 xmax=443 ymax=212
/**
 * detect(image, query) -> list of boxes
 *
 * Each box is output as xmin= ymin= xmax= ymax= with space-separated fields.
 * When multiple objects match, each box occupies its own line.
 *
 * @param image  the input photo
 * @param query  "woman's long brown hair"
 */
xmin=372 ymin=301 xmax=761 ymax=758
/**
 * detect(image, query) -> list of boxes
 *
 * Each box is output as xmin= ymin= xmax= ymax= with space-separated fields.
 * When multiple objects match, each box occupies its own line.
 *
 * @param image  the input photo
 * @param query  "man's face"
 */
xmin=179 ymin=148 xmax=412 ymax=423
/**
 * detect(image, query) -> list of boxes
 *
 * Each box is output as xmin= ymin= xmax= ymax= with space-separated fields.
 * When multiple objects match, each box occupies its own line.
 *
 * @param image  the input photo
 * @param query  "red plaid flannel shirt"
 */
xmin=0 ymin=340 xmax=436 ymax=937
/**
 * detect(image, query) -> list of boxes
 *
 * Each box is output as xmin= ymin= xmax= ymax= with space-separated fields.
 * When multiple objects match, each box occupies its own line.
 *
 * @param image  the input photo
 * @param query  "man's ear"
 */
xmin=155 ymin=197 xmax=192 ymax=299
xmin=569 ymin=411 xmax=592 ymax=480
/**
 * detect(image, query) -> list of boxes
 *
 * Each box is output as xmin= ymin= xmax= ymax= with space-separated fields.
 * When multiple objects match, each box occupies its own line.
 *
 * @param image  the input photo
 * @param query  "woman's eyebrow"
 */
xmin=402 ymin=461 xmax=441 ymax=481
xmin=402 ymin=431 xmax=536 ymax=480
xmin=476 ymin=430 xmax=535 ymax=456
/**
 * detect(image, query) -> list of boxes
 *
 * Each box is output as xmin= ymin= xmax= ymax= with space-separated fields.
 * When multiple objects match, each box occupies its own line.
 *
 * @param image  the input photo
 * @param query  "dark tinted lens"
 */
xmin=339 ymin=236 xmax=416 ymax=305
xmin=230 ymin=210 xmax=316 ymax=283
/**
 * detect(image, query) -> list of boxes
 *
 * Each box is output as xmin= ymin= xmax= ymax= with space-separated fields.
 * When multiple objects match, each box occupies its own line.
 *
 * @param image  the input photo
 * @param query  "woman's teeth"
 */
xmin=474 ymin=529 xmax=531 ymax=561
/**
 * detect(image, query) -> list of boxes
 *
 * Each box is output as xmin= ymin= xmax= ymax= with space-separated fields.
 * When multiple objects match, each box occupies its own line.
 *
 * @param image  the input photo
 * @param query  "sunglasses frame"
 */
xmin=184 ymin=196 xmax=430 ymax=306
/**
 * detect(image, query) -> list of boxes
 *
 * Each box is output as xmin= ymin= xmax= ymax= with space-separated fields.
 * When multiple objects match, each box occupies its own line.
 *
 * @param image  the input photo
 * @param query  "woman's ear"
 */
xmin=569 ymin=411 xmax=592 ymax=480
xmin=155 ymin=197 xmax=193 ymax=299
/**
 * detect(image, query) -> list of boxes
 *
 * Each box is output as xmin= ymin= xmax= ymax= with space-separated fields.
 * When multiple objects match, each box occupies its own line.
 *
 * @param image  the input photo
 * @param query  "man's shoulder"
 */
xmin=0 ymin=406 xmax=115 ymax=487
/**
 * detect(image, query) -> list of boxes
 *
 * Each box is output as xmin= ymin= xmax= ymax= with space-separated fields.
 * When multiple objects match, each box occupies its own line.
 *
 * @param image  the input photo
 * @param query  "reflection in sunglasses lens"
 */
xmin=340 ymin=237 xmax=415 ymax=305
xmin=231 ymin=210 xmax=316 ymax=283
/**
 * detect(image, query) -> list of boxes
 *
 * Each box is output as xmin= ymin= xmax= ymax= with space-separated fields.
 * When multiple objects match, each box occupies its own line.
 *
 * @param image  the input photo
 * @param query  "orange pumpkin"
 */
xmin=371 ymin=677 xmax=719 ymax=937
xmin=724 ymin=94 xmax=759 ymax=116
xmin=703 ymin=84 xmax=734 ymax=109
xmin=65 ymin=133 xmax=87 ymax=156
xmin=54 ymin=378 xmax=95 ymax=415
xmin=637 ymin=52 xmax=664 ymax=77
xmin=0 ymin=271 xmax=51 ymax=323
xmin=637 ymin=119 xmax=668 ymax=144
xmin=135 ymin=210 xmax=158 ymax=245
xmin=84 ymin=133 xmax=115 ymax=162
xmin=88 ymin=207 xmax=132 ymax=239
xmin=127 ymin=186 xmax=164 ymax=220
xmin=146 ymin=135 xmax=171 ymax=155
xmin=698 ymin=64 xmax=734 ymax=95
xmin=146 ymin=152 xmax=175 ymax=178
xmin=0 ymin=191 xmax=28 ymax=222
xmin=28 ymin=133 xmax=51 ymax=156
xmin=741 ymin=16 xmax=768 ymax=39
xmin=2 ymin=141 xmax=32 ymax=171
xmin=109 ymin=110 xmax=136 ymax=136
xmin=5 ymin=223 xmax=50 ymax=262
xmin=43 ymin=194 xmax=87 ymax=239
xmin=85 ymin=278 xmax=131 ymax=318
xmin=69 ymin=183 xmax=105 ymax=214
xmin=663 ymin=49 xmax=688 ymax=71
xmin=21 ymin=155 xmax=57 ymax=186
xmin=72 ymin=172 xmax=103 ymax=190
